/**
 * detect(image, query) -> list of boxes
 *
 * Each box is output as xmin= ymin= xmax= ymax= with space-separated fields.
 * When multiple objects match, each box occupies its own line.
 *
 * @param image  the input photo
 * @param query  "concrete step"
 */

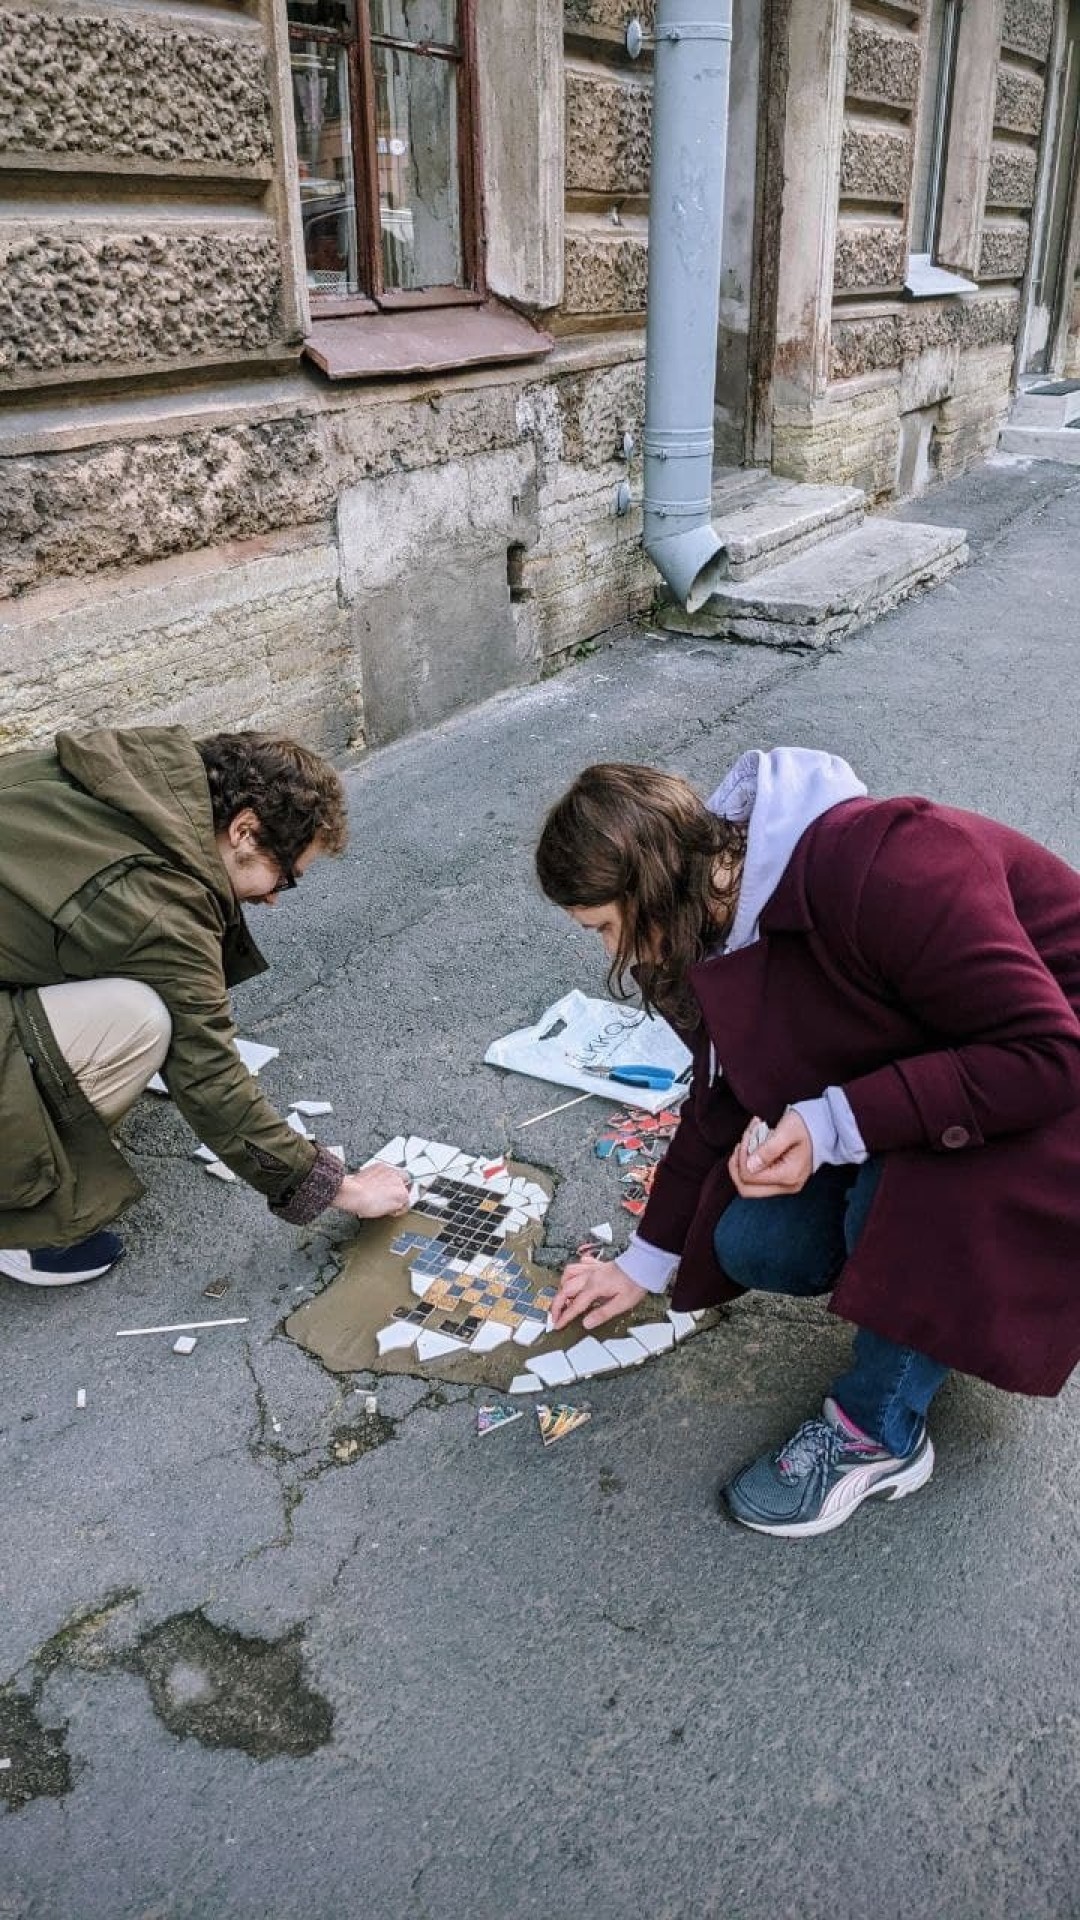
xmin=1008 ymin=380 xmax=1080 ymax=430
xmin=998 ymin=422 xmax=1080 ymax=463
xmin=710 ymin=468 xmax=865 ymax=580
xmin=657 ymin=516 xmax=968 ymax=647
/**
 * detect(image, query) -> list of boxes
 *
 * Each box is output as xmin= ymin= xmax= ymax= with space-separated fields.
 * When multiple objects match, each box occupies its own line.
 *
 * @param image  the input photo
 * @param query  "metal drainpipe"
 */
xmin=640 ymin=0 xmax=734 ymax=612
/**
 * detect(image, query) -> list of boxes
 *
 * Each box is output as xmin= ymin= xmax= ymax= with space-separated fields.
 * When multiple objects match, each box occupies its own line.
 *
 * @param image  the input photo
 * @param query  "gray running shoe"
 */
xmin=721 ymin=1397 xmax=934 ymax=1537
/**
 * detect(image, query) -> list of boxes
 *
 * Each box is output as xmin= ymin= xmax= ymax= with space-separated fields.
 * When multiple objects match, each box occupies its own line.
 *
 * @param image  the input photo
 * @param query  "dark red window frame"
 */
xmin=287 ymin=0 xmax=486 ymax=318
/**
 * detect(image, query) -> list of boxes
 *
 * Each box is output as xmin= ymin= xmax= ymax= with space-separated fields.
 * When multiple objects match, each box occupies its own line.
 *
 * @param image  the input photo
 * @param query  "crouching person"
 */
xmin=0 ymin=727 xmax=409 ymax=1286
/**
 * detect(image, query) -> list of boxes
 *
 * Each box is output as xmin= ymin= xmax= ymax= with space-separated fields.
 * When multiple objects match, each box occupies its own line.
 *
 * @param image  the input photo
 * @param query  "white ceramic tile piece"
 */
xmin=193 ymin=1144 xmax=218 ymax=1163
xmin=631 ymin=1321 xmax=675 ymax=1354
xmin=512 ymin=1318 xmax=545 ymax=1346
xmin=291 ymin=1100 xmax=333 ymax=1117
xmin=147 ymin=1072 xmax=168 ymax=1095
xmin=410 ymin=1271 xmax=433 ymax=1299
xmin=405 ymin=1135 xmax=427 ymax=1162
xmin=544 ymin=1312 xmax=556 ymax=1334
xmin=172 ymin=1335 xmax=198 ymax=1355
xmin=470 ymin=1321 xmax=514 ymax=1353
xmin=235 ymin=1039 xmax=279 ymax=1075
xmin=376 ymin=1323 xmax=419 ymax=1355
xmin=445 ymin=1154 xmax=473 ymax=1179
xmin=519 ymin=1199 xmax=545 ymax=1222
xmin=416 ymin=1330 xmax=466 ymax=1362
xmin=504 ymin=1209 xmax=529 ymax=1233
xmin=75 ymin=1387 xmax=87 ymax=1409
xmin=373 ymin=1137 xmax=407 ymax=1166
xmin=205 ymin=1161 xmax=237 ymax=1183
xmin=509 ymin=1373 xmax=544 ymax=1393
xmin=590 ymin=1222 xmax=614 ymax=1243
xmin=667 ymin=1310 xmax=698 ymax=1342
xmin=604 ymin=1336 xmax=650 ymax=1368
xmin=447 ymin=1257 xmax=468 ymax=1275
xmin=566 ymin=1335 xmax=619 ymax=1379
xmin=287 ymin=1111 xmax=311 ymax=1138
xmin=424 ymin=1142 xmax=458 ymax=1172
xmin=521 ymin=1183 xmax=549 ymax=1210
xmin=690 ymin=1310 xmax=707 ymax=1323
xmin=525 ymin=1349 xmax=576 ymax=1387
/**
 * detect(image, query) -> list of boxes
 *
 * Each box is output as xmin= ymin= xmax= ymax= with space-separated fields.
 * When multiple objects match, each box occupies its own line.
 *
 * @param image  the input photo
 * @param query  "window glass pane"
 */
xmin=374 ymin=45 xmax=463 ymax=288
xmin=911 ymin=0 xmax=960 ymax=256
xmin=287 ymin=0 xmax=357 ymax=32
xmin=291 ymin=39 xmax=362 ymax=296
xmin=370 ymin=1 xmax=458 ymax=50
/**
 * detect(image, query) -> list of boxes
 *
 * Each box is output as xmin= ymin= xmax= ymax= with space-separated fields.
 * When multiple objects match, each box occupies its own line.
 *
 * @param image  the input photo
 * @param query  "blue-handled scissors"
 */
xmin=604 ymin=1063 xmax=682 ymax=1089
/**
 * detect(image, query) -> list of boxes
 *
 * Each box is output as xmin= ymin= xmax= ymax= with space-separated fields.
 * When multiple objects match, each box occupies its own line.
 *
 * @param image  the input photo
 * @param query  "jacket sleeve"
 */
xmin=59 ymin=873 xmax=345 ymax=1223
xmin=831 ymin=811 xmax=1080 ymax=1153
xmin=637 ymin=1046 xmax=747 ymax=1256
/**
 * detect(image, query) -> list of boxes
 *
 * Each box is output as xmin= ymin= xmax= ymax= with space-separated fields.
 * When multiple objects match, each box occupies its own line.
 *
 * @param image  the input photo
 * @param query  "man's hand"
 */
xmin=728 ymin=1110 xmax=813 ymax=1198
xmin=335 ymin=1163 xmax=412 ymax=1219
xmin=550 ymin=1257 xmax=647 ymax=1332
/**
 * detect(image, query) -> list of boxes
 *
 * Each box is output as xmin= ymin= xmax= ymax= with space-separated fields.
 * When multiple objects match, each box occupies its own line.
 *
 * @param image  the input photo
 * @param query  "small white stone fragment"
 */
xmin=75 ymin=1388 xmax=87 ymax=1409
xmin=0 ymin=1758 xmax=10 ymax=1770
xmin=416 ymin=1330 xmax=467 ymax=1362
xmin=172 ymin=1335 xmax=198 ymax=1355
xmin=512 ymin=1318 xmax=546 ymax=1347
xmin=667 ymin=1310 xmax=698 ymax=1342
xmin=271 ymin=1419 xmax=282 ymax=1434
xmin=204 ymin=1161 xmax=237 ymax=1183
xmin=470 ymin=1321 xmax=514 ymax=1353
xmin=376 ymin=1323 xmax=418 ymax=1355
xmin=291 ymin=1100 xmax=333 ymax=1117
xmin=509 ymin=1373 xmax=543 ymax=1393
xmin=364 ymin=1393 xmax=378 ymax=1415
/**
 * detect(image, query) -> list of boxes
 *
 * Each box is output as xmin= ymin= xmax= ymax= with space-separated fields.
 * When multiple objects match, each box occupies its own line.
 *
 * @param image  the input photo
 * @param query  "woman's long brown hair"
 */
xmin=535 ymin=764 xmax=747 ymax=1024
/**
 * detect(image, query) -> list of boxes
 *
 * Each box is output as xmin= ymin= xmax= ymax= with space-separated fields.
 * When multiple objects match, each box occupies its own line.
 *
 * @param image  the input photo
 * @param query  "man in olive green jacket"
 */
xmin=0 ymin=726 xmax=409 ymax=1286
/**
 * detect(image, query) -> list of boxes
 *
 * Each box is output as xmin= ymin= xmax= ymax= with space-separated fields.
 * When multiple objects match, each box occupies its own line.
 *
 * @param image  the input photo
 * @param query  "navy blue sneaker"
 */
xmin=0 ymin=1230 xmax=125 ymax=1287
xmin=720 ymin=1397 xmax=935 ymax=1538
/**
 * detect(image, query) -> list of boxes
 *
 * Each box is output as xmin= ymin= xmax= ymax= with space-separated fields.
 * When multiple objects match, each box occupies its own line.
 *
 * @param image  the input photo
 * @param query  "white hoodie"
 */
xmin=620 ymin=748 xmax=870 ymax=1295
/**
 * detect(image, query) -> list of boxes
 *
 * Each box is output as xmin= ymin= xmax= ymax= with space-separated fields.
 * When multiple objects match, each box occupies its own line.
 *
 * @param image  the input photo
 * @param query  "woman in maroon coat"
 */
xmin=537 ymin=749 xmax=1080 ymax=1538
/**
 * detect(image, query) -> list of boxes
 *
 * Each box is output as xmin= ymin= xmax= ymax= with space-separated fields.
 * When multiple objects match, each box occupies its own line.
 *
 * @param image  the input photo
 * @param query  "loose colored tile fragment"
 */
xmin=536 ymin=1402 xmax=592 ymax=1448
xmin=476 ymin=1404 xmax=523 ymax=1437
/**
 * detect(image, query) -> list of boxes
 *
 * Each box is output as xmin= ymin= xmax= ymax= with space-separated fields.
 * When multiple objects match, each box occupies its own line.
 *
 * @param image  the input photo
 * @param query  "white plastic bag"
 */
xmin=485 ymin=990 xmax=692 ymax=1113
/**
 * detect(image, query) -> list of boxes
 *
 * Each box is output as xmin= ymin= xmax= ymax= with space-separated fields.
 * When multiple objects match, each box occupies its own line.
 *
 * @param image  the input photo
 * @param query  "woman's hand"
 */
xmin=728 ymin=1110 xmax=813 ymax=1198
xmin=335 ymin=1163 xmax=412 ymax=1218
xmin=550 ymin=1257 xmax=647 ymax=1332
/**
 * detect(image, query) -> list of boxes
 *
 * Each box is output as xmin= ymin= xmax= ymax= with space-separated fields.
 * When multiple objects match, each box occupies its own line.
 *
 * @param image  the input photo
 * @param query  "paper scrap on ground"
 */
xmin=536 ymin=1402 xmax=592 ymax=1448
xmin=477 ymin=1404 xmax=523 ymax=1437
xmin=485 ymin=990 xmax=691 ymax=1114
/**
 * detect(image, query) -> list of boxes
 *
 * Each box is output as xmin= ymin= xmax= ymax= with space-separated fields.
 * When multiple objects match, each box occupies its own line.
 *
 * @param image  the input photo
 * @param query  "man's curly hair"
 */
xmin=196 ymin=733 xmax=348 ymax=867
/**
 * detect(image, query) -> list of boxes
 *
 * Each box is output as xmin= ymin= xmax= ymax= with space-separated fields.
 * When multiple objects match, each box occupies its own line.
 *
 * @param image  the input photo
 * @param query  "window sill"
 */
xmin=303 ymin=300 xmax=554 ymax=381
xmin=903 ymin=255 xmax=979 ymax=300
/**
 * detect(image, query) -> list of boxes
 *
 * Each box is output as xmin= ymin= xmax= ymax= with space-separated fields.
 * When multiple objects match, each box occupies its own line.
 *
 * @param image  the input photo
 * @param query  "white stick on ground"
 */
xmin=116 ymin=1317 xmax=250 ymax=1338
xmin=516 ymin=1091 xmax=596 ymax=1129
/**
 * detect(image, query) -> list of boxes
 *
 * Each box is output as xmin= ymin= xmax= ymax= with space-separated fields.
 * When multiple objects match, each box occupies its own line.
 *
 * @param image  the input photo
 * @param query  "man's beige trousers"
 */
xmin=38 ymin=979 xmax=172 ymax=1128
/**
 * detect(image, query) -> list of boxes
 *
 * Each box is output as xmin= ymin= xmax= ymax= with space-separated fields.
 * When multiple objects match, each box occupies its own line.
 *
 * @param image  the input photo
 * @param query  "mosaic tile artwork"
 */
xmin=369 ymin=1135 xmax=558 ymax=1350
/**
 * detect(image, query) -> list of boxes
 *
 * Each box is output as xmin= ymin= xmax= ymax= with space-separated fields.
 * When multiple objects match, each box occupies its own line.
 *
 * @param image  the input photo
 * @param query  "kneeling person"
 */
xmin=0 ymin=726 xmax=408 ymax=1285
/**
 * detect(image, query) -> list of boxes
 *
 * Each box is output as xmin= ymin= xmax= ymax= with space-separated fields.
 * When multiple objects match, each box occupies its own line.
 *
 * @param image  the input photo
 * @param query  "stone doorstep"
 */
xmin=710 ymin=469 xmax=866 ymax=581
xmin=656 ymin=517 xmax=969 ymax=647
xmin=1008 ymin=383 xmax=1080 ymax=431
xmin=998 ymin=423 xmax=1080 ymax=465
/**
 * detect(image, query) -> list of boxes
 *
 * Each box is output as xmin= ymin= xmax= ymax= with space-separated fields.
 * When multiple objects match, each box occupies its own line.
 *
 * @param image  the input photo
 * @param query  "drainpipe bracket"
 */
xmin=625 ymin=20 xmax=651 ymax=58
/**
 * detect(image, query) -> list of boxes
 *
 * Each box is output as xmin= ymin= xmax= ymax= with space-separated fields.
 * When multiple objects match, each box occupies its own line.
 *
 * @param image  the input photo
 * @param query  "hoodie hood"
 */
xmin=54 ymin=726 xmax=235 ymax=915
xmin=708 ymin=747 xmax=867 ymax=951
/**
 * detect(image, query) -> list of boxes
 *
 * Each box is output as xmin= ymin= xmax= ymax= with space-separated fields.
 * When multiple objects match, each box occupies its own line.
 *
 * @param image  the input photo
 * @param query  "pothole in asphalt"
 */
xmin=328 ymin=1412 xmax=396 ymax=1462
xmin=134 ymin=1613 xmax=333 ymax=1760
xmin=0 ymin=1689 xmax=72 ymax=1812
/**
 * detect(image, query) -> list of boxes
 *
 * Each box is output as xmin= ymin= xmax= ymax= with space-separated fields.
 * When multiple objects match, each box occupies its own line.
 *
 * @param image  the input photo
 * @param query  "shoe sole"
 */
xmin=724 ymin=1438 xmax=935 ymax=1539
xmin=0 ymin=1251 xmax=119 ymax=1287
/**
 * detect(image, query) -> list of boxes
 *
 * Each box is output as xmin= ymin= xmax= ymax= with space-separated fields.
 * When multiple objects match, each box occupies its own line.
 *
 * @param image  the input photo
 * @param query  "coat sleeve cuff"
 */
xmin=617 ymin=1234 xmax=680 ymax=1293
xmin=271 ymin=1146 xmax=346 ymax=1225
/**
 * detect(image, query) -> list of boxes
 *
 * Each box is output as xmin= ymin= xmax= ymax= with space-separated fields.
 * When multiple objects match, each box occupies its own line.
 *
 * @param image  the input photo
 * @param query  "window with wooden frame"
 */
xmin=286 ymin=0 xmax=484 ymax=314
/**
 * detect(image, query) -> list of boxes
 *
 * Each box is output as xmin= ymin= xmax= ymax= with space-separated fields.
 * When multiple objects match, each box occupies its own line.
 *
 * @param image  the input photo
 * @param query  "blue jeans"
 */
xmin=713 ymin=1160 xmax=948 ymax=1457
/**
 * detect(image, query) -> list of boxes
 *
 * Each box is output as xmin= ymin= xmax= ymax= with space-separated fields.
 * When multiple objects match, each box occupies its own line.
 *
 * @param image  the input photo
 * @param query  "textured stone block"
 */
xmin=564 ymin=0 xmax=655 ymax=32
xmin=0 ymin=11 xmax=272 ymax=170
xmin=994 ymin=67 xmax=1045 ymax=136
xmin=986 ymin=142 xmax=1038 ymax=209
xmin=556 ymin=359 xmax=645 ymax=467
xmin=565 ymin=69 xmax=652 ymax=195
xmin=840 ymin=124 xmax=911 ymax=204
xmin=564 ymin=230 xmax=648 ymax=312
xmin=831 ymin=315 xmax=901 ymax=382
xmin=833 ymin=220 xmax=907 ymax=293
xmin=1001 ymin=0 xmax=1054 ymax=62
xmin=978 ymin=220 xmax=1030 ymax=280
xmin=846 ymin=21 xmax=919 ymax=108
xmin=832 ymin=294 xmax=1018 ymax=383
xmin=773 ymin=385 xmax=902 ymax=502
xmin=0 ymin=227 xmax=283 ymax=382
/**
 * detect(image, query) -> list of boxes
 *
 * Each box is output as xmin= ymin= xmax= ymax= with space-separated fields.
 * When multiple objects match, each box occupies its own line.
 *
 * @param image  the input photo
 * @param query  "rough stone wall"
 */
xmin=0 ymin=12 xmax=273 ymax=170
xmin=560 ymin=7 xmax=651 ymax=324
xmin=784 ymin=0 xmax=1057 ymax=502
xmin=0 ymin=2 xmax=296 ymax=395
xmin=0 ymin=228 xmax=283 ymax=383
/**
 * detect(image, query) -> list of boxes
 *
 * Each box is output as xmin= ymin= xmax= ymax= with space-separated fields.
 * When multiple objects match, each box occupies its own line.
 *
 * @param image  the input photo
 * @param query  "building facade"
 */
xmin=1 ymin=0 xmax=1077 ymax=753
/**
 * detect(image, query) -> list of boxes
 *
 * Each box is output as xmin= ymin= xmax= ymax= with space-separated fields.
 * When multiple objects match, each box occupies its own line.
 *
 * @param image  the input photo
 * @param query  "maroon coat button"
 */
xmin=941 ymin=1125 xmax=970 ymax=1149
